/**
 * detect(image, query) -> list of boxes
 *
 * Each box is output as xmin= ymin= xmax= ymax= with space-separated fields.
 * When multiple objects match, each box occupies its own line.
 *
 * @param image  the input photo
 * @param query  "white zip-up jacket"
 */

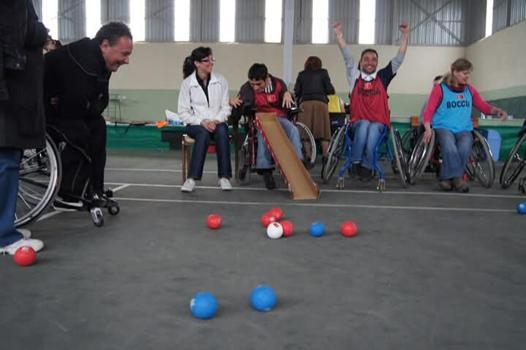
xmin=177 ymin=72 xmax=231 ymax=126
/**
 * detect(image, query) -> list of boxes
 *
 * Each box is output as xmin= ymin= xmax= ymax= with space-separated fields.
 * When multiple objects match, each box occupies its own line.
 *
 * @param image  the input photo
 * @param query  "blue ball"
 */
xmin=309 ymin=221 xmax=325 ymax=237
xmin=250 ymin=284 xmax=277 ymax=312
xmin=190 ymin=291 xmax=218 ymax=319
xmin=517 ymin=202 xmax=526 ymax=214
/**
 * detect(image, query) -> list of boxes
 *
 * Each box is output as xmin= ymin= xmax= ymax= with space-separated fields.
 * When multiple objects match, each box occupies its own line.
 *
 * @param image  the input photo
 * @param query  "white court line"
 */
xmin=111 ymin=184 xmax=130 ymax=192
xmin=114 ymin=196 xmax=515 ymax=213
xmin=105 ymin=182 xmax=525 ymax=199
xmin=107 ymin=167 xmax=180 ymax=173
xmin=37 ymin=210 xmax=63 ymax=222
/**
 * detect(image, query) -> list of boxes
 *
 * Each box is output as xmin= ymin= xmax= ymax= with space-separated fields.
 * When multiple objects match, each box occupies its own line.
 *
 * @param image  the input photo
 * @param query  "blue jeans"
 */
xmin=350 ymin=120 xmax=387 ymax=169
xmin=185 ymin=123 xmax=232 ymax=180
xmin=0 ymin=149 xmax=24 ymax=247
xmin=256 ymin=117 xmax=303 ymax=169
xmin=435 ymin=128 xmax=473 ymax=180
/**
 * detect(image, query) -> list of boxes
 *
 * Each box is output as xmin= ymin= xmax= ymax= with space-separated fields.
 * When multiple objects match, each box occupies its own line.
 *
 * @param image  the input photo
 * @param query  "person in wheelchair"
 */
xmin=421 ymin=58 xmax=507 ymax=192
xmin=178 ymin=47 xmax=233 ymax=193
xmin=333 ymin=20 xmax=410 ymax=182
xmin=230 ymin=63 xmax=303 ymax=190
xmin=44 ymin=22 xmax=133 ymax=209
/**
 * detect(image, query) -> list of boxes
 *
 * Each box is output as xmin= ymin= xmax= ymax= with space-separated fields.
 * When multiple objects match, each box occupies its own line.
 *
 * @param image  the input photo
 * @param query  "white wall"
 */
xmin=111 ymin=42 xmax=464 ymax=95
xmin=467 ymin=20 xmax=526 ymax=94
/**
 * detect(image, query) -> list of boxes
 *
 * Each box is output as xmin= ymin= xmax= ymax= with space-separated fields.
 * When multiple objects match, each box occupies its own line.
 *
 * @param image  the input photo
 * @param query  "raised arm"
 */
xmin=333 ymin=21 xmax=346 ymax=49
xmin=333 ymin=21 xmax=359 ymax=91
xmin=390 ymin=21 xmax=410 ymax=73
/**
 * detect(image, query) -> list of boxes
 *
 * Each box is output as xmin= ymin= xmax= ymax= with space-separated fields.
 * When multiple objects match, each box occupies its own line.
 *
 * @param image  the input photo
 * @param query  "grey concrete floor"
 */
xmin=1 ymin=150 xmax=525 ymax=350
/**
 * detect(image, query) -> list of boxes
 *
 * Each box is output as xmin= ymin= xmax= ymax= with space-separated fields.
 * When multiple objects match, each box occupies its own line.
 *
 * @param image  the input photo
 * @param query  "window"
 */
xmin=358 ymin=0 xmax=375 ymax=44
xmin=85 ymin=0 xmax=101 ymax=38
xmin=265 ymin=0 xmax=282 ymax=43
xmin=220 ymin=0 xmax=236 ymax=42
xmin=130 ymin=0 xmax=145 ymax=41
xmin=485 ymin=0 xmax=493 ymax=37
xmin=311 ymin=0 xmax=329 ymax=43
xmin=174 ymin=0 xmax=190 ymax=41
xmin=42 ymin=0 xmax=59 ymax=39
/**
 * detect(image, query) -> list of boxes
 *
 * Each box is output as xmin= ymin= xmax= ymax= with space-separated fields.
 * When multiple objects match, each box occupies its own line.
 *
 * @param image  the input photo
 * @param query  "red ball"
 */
xmin=268 ymin=207 xmax=284 ymax=220
xmin=206 ymin=214 xmax=222 ymax=229
xmin=340 ymin=221 xmax=358 ymax=237
xmin=281 ymin=220 xmax=294 ymax=237
xmin=260 ymin=214 xmax=277 ymax=228
xmin=13 ymin=246 xmax=37 ymax=267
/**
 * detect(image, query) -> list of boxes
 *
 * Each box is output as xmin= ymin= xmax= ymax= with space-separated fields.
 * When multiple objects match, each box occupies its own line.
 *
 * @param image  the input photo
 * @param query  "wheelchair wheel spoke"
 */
xmin=16 ymin=134 xmax=62 ymax=227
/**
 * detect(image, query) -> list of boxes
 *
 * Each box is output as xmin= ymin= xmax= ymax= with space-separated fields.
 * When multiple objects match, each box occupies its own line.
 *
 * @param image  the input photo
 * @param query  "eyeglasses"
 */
xmin=200 ymin=57 xmax=216 ymax=63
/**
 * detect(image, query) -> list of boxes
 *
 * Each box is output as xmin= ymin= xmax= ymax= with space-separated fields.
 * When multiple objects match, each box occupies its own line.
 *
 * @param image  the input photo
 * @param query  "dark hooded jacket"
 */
xmin=44 ymin=38 xmax=111 ymax=126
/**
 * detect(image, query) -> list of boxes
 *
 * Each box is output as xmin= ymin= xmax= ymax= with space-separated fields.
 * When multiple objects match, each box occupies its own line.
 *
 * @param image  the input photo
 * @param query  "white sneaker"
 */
xmin=18 ymin=229 xmax=31 ymax=239
xmin=181 ymin=178 xmax=196 ymax=192
xmin=218 ymin=178 xmax=232 ymax=191
xmin=0 ymin=238 xmax=44 ymax=255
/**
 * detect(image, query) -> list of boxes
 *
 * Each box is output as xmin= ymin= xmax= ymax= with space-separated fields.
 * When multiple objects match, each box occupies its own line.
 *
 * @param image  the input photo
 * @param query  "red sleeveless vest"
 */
xmin=350 ymin=77 xmax=390 ymax=126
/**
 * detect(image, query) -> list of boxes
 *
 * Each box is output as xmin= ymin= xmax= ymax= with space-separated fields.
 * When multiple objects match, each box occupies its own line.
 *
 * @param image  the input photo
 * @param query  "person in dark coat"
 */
xmin=0 ymin=0 xmax=48 ymax=254
xmin=294 ymin=56 xmax=335 ymax=163
xmin=44 ymin=22 xmax=133 ymax=207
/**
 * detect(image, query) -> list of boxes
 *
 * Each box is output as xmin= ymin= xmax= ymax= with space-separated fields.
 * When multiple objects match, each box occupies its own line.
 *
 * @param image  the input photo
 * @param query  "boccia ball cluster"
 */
xmin=260 ymin=207 xmax=294 ymax=239
xmin=190 ymin=284 xmax=278 ymax=319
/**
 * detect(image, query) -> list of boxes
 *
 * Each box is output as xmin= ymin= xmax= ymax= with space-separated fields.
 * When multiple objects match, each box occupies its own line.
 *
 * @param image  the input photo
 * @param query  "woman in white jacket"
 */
xmin=178 ymin=47 xmax=232 ymax=192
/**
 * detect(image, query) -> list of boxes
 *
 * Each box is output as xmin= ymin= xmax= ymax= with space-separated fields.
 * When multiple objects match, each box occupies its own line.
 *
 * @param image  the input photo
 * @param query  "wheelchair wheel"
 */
xmin=237 ymin=138 xmax=251 ymax=185
xmin=390 ymin=128 xmax=408 ymax=188
xmin=500 ymin=132 xmax=526 ymax=189
xmin=400 ymin=127 xmax=419 ymax=159
xmin=407 ymin=130 xmax=435 ymax=184
xmin=296 ymin=121 xmax=316 ymax=168
xmin=321 ymin=125 xmax=346 ymax=183
xmin=465 ymin=130 xmax=495 ymax=188
xmin=15 ymin=134 xmax=62 ymax=227
xmin=108 ymin=204 xmax=120 ymax=216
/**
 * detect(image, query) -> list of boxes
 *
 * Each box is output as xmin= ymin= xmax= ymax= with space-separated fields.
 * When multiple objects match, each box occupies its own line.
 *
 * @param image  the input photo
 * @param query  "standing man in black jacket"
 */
xmin=44 ymin=22 xmax=133 ymax=207
xmin=0 ymin=0 xmax=48 ymax=254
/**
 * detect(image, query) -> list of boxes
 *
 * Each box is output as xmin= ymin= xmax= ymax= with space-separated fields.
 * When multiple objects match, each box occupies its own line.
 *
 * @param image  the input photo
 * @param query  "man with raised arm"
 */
xmin=333 ymin=21 xmax=410 ymax=181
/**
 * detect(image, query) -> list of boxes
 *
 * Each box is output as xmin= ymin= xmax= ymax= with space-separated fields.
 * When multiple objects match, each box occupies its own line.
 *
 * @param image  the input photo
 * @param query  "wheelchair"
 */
xmin=499 ymin=120 xmax=526 ymax=191
xmin=235 ymin=105 xmax=316 ymax=184
xmin=406 ymin=128 xmax=495 ymax=188
xmin=15 ymin=128 xmax=120 ymax=228
xmin=320 ymin=118 xmax=408 ymax=191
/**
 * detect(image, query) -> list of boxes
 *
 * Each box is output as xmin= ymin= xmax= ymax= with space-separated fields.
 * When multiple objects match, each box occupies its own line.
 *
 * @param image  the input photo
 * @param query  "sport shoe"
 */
xmin=218 ymin=177 xmax=232 ymax=191
xmin=181 ymin=178 xmax=196 ymax=192
xmin=54 ymin=196 xmax=83 ymax=211
xmin=0 ymin=238 xmax=44 ymax=255
xmin=263 ymin=172 xmax=276 ymax=190
xmin=18 ymin=229 xmax=31 ymax=239
xmin=452 ymin=177 xmax=469 ymax=193
xmin=438 ymin=180 xmax=453 ymax=191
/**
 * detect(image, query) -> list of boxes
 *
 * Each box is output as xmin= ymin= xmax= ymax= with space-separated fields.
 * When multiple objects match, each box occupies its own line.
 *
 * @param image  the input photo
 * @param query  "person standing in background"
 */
xmin=294 ymin=56 xmax=335 ymax=166
xmin=0 ymin=0 xmax=48 ymax=255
